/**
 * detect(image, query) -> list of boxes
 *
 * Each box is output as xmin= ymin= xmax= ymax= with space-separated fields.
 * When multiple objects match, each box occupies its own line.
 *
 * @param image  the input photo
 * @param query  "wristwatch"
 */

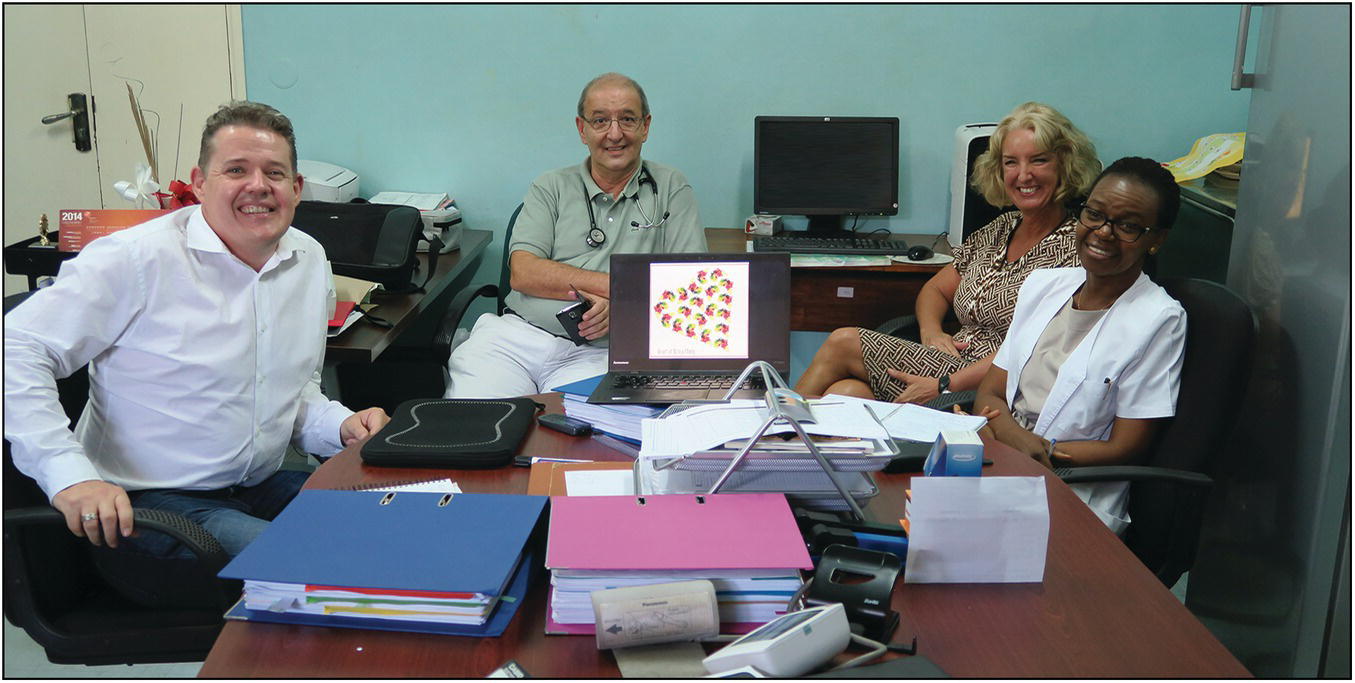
xmin=937 ymin=374 xmax=951 ymax=393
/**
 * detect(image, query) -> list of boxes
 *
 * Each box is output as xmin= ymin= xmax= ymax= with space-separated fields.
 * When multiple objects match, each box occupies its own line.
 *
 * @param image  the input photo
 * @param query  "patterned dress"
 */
xmin=858 ymin=211 xmax=1080 ymax=400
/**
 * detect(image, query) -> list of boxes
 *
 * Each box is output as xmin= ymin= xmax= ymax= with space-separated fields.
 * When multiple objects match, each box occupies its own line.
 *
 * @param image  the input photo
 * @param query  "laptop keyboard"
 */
xmin=612 ymin=374 xmax=768 ymax=391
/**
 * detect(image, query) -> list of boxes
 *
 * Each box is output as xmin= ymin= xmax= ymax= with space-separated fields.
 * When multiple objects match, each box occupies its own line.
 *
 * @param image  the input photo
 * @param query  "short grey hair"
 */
xmin=576 ymin=72 xmax=650 ymax=119
xmin=198 ymin=101 xmax=298 ymax=172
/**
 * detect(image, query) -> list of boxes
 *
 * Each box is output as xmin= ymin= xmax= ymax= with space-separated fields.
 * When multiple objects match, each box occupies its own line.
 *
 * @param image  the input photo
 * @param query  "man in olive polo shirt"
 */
xmin=445 ymin=72 xmax=706 ymax=398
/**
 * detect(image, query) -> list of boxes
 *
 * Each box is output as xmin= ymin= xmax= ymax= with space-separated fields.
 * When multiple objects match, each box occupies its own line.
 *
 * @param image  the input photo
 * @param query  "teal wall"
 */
xmin=242 ymin=4 xmax=1252 ymax=320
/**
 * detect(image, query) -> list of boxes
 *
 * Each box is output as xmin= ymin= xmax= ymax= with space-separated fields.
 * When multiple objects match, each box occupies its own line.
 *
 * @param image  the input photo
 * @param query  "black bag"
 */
xmin=291 ymin=200 xmax=441 ymax=293
xmin=360 ymin=398 xmax=544 ymax=468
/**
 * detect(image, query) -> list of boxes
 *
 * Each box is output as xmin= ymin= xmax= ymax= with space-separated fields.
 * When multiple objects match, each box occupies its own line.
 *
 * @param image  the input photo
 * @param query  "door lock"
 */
xmin=41 ymin=93 xmax=92 ymax=152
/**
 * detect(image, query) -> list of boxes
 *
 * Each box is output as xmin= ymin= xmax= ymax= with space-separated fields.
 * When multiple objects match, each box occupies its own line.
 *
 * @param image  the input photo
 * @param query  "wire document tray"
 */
xmin=642 ymin=361 xmax=892 ymax=520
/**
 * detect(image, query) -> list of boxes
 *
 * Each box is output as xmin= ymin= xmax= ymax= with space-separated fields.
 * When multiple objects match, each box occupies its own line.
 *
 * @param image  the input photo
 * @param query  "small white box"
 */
xmin=744 ymin=215 xmax=783 ymax=236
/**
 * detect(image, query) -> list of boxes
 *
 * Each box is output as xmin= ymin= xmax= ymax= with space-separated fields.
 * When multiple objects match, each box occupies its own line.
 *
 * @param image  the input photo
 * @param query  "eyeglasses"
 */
xmin=1077 ymin=204 xmax=1154 ymax=242
xmin=584 ymin=116 xmax=644 ymax=132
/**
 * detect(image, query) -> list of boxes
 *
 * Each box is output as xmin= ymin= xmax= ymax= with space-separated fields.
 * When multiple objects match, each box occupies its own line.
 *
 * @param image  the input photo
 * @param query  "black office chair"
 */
xmin=333 ymin=203 xmax=522 ymax=413
xmin=1056 ymin=278 xmax=1257 ymax=587
xmin=3 ymin=292 xmax=234 ymax=665
xmin=918 ymin=279 xmax=1257 ymax=588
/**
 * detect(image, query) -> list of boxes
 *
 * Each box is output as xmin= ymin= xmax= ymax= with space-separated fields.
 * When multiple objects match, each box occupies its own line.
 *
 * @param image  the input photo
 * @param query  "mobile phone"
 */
xmin=538 ymin=413 xmax=593 ymax=437
xmin=555 ymin=287 xmax=592 ymax=345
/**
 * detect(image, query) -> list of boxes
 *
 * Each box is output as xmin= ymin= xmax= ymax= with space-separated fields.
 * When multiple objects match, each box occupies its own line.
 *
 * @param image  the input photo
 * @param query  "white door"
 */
xmin=2 ymin=4 xmax=245 ymax=295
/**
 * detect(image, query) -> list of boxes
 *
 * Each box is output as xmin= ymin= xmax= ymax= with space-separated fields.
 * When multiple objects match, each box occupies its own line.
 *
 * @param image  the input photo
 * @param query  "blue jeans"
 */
xmin=126 ymin=469 xmax=310 ymax=558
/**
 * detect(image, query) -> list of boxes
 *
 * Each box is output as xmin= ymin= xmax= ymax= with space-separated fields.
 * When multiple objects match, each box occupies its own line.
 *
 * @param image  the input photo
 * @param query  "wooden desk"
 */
xmin=2 ymin=229 xmax=492 ymax=365
xmin=705 ymin=228 xmax=948 ymax=331
xmin=324 ymin=229 xmax=490 ymax=364
xmin=200 ymin=394 xmax=1247 ymax=679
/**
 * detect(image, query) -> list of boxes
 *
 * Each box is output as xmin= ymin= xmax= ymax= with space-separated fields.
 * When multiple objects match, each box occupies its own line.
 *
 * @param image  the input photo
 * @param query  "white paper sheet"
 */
xmin=826 ymin=395 xmax=988 ymax=442
xmin=904 ymin=476 xmax=1049 ymax=583
xmin=564 ymin=469 xmax=635 ymax=496
xmin=638 ymin=399 xmax=890 ymax=459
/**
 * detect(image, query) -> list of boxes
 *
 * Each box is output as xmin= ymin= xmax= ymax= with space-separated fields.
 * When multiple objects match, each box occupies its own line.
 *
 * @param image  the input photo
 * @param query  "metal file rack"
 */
xmin=649 ymin=361 xmax=889 ymax=521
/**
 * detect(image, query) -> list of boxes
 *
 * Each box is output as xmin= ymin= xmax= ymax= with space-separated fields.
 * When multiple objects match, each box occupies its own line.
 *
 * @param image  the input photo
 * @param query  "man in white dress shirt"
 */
xmin=3 ymin=101 xmax=389 ymax=557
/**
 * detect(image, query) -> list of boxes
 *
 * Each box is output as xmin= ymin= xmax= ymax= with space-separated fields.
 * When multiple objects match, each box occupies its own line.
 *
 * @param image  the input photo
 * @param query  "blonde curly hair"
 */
xmin=970 ymin=102 xmax=1100 ymax=209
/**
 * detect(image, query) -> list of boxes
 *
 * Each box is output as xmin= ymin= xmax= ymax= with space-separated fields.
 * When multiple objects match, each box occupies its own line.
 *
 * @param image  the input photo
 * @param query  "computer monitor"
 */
xmin=754 ymin=116 xmax=900 ymax=237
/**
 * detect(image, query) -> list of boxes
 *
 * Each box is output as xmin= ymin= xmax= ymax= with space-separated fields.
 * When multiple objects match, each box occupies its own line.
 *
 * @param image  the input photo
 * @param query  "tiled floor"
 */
xmin=3 ymin=620 xmax=202 ymax=678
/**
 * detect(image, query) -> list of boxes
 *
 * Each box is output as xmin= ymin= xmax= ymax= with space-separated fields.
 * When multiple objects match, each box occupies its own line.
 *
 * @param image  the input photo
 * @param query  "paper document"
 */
xmin=368 ymin=191 xmax=453 ymax=211
xmin=827 ymin=395 xmax=987 ymax=442
xmin=333 ymin=274 xmax=379 ymax=304
xmin=790 ymin=254 xmax=893 ymax=268
xmin=369 ymin=479 xmax=462 ymax=494
xmin=638 ymin=399 xmax=890 ymax=459
xmin=563 ymin=469 xmax=635 ymax=496
xmin=904 ymin=476 xmax=1049 ymax=583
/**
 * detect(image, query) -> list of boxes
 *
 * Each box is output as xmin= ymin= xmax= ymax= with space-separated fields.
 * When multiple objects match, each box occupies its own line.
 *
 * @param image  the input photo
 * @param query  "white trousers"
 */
xmin=445 ymin=313 xmax=608 ymax=398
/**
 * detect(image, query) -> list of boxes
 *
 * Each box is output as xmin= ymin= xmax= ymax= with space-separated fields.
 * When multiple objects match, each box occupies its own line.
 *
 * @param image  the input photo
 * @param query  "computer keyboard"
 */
xmin=751 ymin=235 xmax=911 ymax=256
xmin=613 ymin=374 xmax=768 ymax=390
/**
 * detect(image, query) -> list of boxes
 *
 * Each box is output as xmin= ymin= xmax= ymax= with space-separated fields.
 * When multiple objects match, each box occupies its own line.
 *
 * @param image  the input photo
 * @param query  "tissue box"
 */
xmin=744 ymin=215 xmax=783 ymax=236
xmin=922 ymin=430 xmax=984 ymax=477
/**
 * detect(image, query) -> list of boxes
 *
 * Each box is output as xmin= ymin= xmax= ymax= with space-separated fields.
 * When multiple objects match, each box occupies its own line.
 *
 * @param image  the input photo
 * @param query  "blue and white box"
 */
xmin=922 ymin=430 xmax=983 ymax=477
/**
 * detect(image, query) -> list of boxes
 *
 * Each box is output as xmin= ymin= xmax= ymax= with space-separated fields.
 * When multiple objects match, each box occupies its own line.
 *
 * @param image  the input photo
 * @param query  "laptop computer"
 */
xmin=586 ymin=252 xmax=791 ymax=404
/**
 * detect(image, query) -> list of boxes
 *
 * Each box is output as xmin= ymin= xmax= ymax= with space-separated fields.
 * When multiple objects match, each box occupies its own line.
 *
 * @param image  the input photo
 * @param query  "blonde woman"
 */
xmin=796 ymin=102 xmax=1100 ymax=404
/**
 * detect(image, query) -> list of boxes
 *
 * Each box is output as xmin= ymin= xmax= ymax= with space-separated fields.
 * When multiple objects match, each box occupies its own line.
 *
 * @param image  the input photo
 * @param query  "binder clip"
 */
xmin=803 ymin=544 xmax=903 ymax=644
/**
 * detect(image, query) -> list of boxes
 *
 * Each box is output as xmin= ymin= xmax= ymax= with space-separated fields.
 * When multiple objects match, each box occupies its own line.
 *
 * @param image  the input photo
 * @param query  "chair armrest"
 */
xmin=433 ymin=283 xmax=501 ymax=350
xmin=922 ymin=390 xmax=976 ymax=413
xmin=875 ymin=314 xmax=919 ymax=341
xmin=4 ymin=506 xmax=230 ymax=570
xmin=1054 ymin=465 xmax=1213 ymax=488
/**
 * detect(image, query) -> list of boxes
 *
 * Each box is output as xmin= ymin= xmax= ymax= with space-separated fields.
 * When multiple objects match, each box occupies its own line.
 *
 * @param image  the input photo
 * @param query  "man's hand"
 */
xmin=575 ymin=289 xmax=611 ymax=340
xmin=51 ymin=480 xmax=133 ymax=548
xmin=886 ymin=369 xmax=940 ymax=405
xmin=919 ymin=331 xmax=969 ymax=358
xmin=341 ymin=407 xmax=391 ymax=447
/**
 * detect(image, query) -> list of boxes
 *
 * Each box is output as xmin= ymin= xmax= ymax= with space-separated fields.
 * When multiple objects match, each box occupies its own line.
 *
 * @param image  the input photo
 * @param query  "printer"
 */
xmin=297 ymin=160 xmax=359 ymax=203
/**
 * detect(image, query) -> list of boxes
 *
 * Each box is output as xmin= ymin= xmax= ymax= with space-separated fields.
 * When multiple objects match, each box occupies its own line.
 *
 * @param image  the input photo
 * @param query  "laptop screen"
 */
xmin=608 ymin=253 xmax=791 ymax=373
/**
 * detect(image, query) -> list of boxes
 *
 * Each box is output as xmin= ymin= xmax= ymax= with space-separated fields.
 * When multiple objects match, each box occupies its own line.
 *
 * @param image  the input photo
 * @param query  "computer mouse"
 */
xmin=907 ymin=245 xmax=934 ymax=261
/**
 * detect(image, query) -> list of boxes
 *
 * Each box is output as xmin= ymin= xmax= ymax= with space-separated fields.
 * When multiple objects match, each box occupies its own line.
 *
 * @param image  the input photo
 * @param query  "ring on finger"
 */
xmin=81 ymin=512 xmax=98 ymax=522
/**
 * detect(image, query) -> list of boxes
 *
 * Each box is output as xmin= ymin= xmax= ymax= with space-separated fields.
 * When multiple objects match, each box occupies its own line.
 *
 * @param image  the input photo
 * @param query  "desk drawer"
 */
xmin=791 ymin=269 xmax=927 ymax=331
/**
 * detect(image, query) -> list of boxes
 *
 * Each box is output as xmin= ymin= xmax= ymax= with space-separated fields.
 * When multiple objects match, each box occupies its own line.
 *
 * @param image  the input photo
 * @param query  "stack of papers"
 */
xmin=241 ymin=582 xmax=496 ymax=625
xmin=823 ymin=394 xmax=988 ymax=442
xmin=219 ymin=490 xmax=547 ymax=637
xmin=553 ymin=375 xmax=662 ymax=442
xmin=549 ymin=569 xmax=802 ymax=625
xmin=544 ymin=494 xmax=812 ymax=633
xmin=638 ymin=399 xmax=893 ymax=462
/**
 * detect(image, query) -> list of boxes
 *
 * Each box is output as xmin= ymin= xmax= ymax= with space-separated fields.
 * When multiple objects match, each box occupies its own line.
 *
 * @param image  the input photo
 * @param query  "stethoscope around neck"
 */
xmin=583 ymin=163 xmax=670 ymax=248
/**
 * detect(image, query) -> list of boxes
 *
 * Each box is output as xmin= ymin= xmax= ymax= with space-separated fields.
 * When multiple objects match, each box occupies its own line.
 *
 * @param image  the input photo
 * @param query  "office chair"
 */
xmin=333 ymin=203 xmax=523 ymax=413
xmin=3 ymin=291 xmax=234 ymax=665
xmin=1055 ymin=278 xmax=1256 ymax=587
xmin=916 ymin=279 xmax=1256 ymax=588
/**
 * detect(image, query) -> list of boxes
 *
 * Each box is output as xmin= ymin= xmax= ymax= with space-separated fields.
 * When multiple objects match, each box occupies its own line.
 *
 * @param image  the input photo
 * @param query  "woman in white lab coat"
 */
xmin=973 ymin=157 xmax=1186 ymax=534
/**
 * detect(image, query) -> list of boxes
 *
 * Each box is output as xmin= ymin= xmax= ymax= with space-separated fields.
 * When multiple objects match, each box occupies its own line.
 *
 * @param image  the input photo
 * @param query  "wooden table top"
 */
xmin=199 ymin=394 xmax=1247 ymax=679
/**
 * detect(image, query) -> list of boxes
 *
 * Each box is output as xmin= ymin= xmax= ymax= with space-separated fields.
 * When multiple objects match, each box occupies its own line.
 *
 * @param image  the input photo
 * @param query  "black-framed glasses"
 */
xmin=1076 ymin=204 xmax=1154 ymax=242
xmin=584 ymin=116 xmax=643 ymax=132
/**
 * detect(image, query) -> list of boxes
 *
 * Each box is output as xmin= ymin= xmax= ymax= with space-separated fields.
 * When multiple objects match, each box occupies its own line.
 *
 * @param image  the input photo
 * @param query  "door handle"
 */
xmin=41 ymin=93 xmax=92 ymax=152
xmin=1231 ymin=5 xmax=1256 ymax=90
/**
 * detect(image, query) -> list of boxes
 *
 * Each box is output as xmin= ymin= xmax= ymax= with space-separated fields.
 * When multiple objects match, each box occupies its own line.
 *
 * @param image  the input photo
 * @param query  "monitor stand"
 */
xmin=804 ymin=214 xmax=856 ymax=240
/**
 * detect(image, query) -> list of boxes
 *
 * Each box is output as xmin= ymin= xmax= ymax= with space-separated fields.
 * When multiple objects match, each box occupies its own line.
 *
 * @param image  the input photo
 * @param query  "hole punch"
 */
xmin=696 ymin=495 xmax=706 ymax=504
xmin=437 ymin=494 xmax=453 ymax=507
xmin=636 ymin=497 xmax=647 ymax=506
xmin=379 ymin=492 xmax=396 ymax=506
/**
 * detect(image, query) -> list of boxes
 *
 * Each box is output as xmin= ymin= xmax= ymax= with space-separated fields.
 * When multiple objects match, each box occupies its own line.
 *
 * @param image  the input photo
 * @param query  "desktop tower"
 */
xmin=946 ymin=123 xmax=1003 ymax=248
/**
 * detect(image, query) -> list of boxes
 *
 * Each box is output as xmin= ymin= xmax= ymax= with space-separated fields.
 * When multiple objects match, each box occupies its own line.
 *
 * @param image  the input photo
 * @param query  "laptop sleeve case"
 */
xmin=361 ymin=398 xmax=543 ymax=468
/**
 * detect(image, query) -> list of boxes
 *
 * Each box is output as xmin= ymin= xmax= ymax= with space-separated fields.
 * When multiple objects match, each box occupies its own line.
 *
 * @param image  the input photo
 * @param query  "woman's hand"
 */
xmin=919 ymin=330 xmax=969 ymax=358
xmin=952 ymin=405 xmax=1000 ymax=440
xmin=885 ymin=369 xmax=938 ymax=404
